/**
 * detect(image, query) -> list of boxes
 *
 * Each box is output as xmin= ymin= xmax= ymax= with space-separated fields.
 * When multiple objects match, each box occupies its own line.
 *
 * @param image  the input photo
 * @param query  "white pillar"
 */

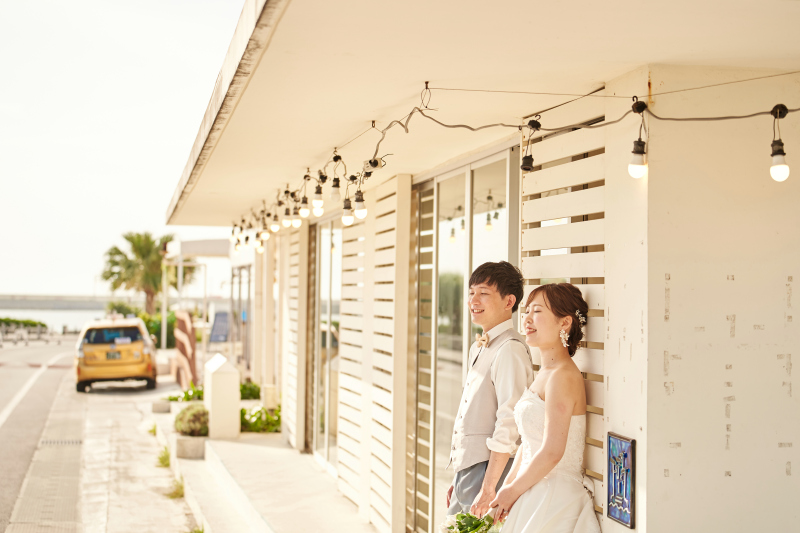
xmin=204 ymin=353 xmax=241 ymax=439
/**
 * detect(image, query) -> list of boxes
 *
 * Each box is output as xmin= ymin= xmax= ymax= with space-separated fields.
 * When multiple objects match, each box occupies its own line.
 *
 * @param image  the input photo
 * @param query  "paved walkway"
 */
xmin=4 ymin=372 xmax=197 ymax=533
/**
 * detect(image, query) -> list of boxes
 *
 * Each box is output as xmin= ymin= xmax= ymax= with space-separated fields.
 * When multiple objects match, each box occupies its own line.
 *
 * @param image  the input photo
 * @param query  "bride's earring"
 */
xmin=559 ymin=329 xmax=569 ymax=347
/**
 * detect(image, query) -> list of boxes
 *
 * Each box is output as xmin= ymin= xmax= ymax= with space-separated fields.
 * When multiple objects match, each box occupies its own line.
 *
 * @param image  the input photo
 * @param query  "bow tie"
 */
xmin=475 ymin=333 xmax=490 ymax=349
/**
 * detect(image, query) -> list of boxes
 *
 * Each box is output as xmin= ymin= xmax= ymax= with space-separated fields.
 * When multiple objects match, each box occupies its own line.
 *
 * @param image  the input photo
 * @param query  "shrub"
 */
xmin=139 ymin=311 xmax=177 ymax=348
xmin=166 ymin=382 xmax=203 ymax=402
xmin=240 ymin=381 xmax=261 ymax=400
xmin=166 ymin=477 xmax=184 ymax=499
xmin=241 ymin=405 xmax=281 ymax=433
xmin=157 ymin=446 xmax=170 ymax=467
xmin=174 ymin=404 xmax=209 ymax=437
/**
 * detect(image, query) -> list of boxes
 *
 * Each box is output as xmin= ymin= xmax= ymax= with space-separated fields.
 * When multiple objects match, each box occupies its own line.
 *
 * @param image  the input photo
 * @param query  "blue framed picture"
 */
xmin=607 ymin=432 xmax=635 ymax=528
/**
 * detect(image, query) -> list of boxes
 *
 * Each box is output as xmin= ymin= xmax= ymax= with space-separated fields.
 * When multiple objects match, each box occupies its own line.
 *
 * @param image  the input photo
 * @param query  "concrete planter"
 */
xmin=172 ymin=433 xmax=207 ymax=459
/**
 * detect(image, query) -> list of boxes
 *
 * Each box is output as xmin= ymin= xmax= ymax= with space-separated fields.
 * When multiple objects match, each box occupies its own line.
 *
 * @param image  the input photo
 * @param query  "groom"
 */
xmin=446 ymin=261 xmax=534 ymax=518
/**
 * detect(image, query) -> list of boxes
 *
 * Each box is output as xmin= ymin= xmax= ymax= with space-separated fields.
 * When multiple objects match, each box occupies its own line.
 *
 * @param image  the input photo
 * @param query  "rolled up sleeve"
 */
xmin=486 ymin=345 xmax=531 ymax=454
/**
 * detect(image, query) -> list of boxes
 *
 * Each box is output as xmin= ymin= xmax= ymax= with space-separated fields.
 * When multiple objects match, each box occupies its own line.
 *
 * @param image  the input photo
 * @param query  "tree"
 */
xmin=101 ymin=233 xmax=193 ymax=314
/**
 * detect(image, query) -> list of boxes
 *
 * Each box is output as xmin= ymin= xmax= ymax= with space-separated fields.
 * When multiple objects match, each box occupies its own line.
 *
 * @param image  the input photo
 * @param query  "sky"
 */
xmin=0 ymin=0 xmax=245 ymax=298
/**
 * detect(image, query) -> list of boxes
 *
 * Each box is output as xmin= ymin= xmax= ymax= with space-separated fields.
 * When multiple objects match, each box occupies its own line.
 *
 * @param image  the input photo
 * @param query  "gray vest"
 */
xmin=449 ymin=328 xmax=532 ymax=472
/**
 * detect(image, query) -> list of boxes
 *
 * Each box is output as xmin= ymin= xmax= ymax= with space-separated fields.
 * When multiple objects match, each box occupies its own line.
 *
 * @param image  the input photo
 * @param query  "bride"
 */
xmin=489 ymin=283 xmax=600 ymax=533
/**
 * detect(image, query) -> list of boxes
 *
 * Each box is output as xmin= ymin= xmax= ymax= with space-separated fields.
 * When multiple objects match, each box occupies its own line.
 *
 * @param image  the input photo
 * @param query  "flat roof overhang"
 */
xmin=166 ymin=0 xmax=800 ymax=226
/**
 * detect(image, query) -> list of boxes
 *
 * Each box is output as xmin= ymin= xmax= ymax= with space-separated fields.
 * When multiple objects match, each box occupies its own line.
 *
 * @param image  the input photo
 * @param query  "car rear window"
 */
xmin=84 ymin=327 xmax=143 ymax=345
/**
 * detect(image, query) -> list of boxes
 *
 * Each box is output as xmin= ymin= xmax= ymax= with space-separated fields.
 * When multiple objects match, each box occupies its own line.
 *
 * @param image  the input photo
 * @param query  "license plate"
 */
xmin=106 ymin=351 xmax=121 ymax=360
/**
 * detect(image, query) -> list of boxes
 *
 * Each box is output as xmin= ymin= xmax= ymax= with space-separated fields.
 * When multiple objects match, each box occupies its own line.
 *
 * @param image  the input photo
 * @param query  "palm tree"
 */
xmin=101 ymin=233 xmax=193 ymax=314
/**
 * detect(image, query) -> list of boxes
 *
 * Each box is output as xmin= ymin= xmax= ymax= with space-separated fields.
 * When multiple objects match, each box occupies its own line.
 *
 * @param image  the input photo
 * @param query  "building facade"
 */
xmin=165 ymin=2 xmax=800 ymax=532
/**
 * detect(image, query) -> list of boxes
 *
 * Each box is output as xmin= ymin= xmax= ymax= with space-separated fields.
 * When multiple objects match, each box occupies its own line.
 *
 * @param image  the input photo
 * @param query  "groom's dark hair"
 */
xmin=469 ymin=261 xmax=525 ymax=313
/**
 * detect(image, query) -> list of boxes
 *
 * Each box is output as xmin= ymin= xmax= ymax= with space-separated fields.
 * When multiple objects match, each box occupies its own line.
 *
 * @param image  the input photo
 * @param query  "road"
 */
xmin=0 ymin=341 xmax=196 ymax=533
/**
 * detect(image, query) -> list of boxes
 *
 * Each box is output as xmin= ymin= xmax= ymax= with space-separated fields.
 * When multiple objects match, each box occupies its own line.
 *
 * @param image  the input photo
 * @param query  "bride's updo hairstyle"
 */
xmin=525 ymin=283 xmax=589 ymax=357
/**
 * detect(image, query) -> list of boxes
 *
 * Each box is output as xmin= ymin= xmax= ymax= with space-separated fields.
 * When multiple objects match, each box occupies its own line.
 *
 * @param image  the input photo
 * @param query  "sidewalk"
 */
xmin=151 ymin=406 xmax=375 ymax=533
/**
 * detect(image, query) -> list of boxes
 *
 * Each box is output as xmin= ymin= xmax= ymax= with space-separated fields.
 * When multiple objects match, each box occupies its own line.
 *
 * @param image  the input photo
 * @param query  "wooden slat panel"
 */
xmin=373 ymin=317 xmax=393 ymax=335
xmin=371 ymin=420 xmax=392 ymax=450
xmin=342 ymin=240 xmax=364 ymax=256
xmin=340 ymin=346 xmax=363 ymax=364
xmin=375 ymin=213 xmax=397 ymax=234
xmin=290 ymin=242 xmax=300 ymax=255
xmin=339 ymin=403 xmax=362 ymax=425
xmin=376 ymin=193 xmax=398 ymax=216
xmin=376 ymin=176 xmax=397 ymax=199
xmin=584 ymin=441 xmax=604 ymax=474
xmin=339 ymin=328 xmax=363 ymax=346
xmin=372 ymin=405 xmax=393 ymax=430
xmin=585 ymin=379 xmax=603 ymax=408
xmin=375 ymin=248 xmax=396 ymax=266
xmin=342 ymin=255 xmax=363 ymax=270
xmin=338 ymin=457 xmax=361 ymax=487
xmin=340 ymin=300 xmax=363 ymax=316
xmin=342 ymin=224 xmax=365 ymax=240
xmin=585 ymin=317 xmax=604 ymax=343
xmin=371 ymin=369 xmax=393 ymax=392
xmin=572 ymin=348 xmax=603 ymax=375
xmin=341 ymin=271 xmax=363 ymax=285
xmin=373 ymin=265 xmax=396 ymax=283
xmin=521 ymin=252 xmax=604 ymax=279
xmin=341 ymin=285 xmax=363 ymax=300
xmin=340 ymin=389 xmax=362 ymax=410
xmin=338 ymin=478 xmax=360 ymax=506
xmin=528 ymin=126 xmax=605 ymax=166
xmin=522 ymin=219 xmax=604 ymax=252
xmin=374 ymin=230 xmax=396 ymax=250
xmin=289 ymin=265 xmax=300 ymax=277
xmin=371 ymin=473 xmax=392 ymax=508
xmin=525 ymin=284 xmax=604 ymax=310
xmin=373 ymin=352 xmax=393 ymax=373
xmin=373 ymin=283 xmax=394 ymax=300
xmin=338 ymin=417 xmax=362 ymax=442
xmin=591 ymin=478 xmax=604 ymax=512
xmin=373 ymin=301 xmax=395 ymax=318
xmin=586 ymin=412 xmax=603 ymax=443
xmin=373 ymin=334 xmax=394 ymax=354
xmin=370 ymin=454 xmax=392 ymax=487
xmin=340 ymin=315 xmax=363 ymax=330
xmin=372 ymin=386 xmax=393 ymax=411
xmin=371 ymin=437 xmax=392 ymax=465
xmin=339 ymin=372 xmax=363 ymax=394
xmin=339 ymin=446 xmax=362 ymax=472
xmin=370 ymin=507 xmax=391 ymax=533
xmin=523 ymin=154 xmax=606 ymax=195
xmin=522 ymin=186 xmax=604 ymax=224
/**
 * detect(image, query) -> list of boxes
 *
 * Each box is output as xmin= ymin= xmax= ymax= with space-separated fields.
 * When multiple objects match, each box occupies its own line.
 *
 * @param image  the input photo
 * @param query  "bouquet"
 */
xmin=439 ymin=511 xmax=503 ymax=533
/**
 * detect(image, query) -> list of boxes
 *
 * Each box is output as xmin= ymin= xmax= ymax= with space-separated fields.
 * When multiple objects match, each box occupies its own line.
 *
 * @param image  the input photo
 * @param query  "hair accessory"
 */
xmin=559 ymin=329 xmax=569 ymax=348
xmin=575 ymin=309 xmax=587 ymax=326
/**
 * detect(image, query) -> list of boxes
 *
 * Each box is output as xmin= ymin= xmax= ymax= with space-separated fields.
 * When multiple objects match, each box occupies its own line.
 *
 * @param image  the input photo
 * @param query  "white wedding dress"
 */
xmin=500 ymin=389 xmax=601 ymax=533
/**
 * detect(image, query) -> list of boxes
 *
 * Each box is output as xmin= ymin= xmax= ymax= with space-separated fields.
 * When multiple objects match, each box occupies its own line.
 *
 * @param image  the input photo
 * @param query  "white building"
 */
xmin=165 ymin=1 xmax=800 ymax=531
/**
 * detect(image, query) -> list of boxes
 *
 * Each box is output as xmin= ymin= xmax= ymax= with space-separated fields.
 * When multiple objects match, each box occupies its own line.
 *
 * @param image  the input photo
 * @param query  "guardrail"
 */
xmin=0 ymin=326 xmax=73 ymax=347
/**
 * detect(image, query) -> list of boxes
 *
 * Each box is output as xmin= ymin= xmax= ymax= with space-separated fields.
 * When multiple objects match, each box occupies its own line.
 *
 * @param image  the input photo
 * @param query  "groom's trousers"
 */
xmin=447 ymin=458 xmax=514 ymax=516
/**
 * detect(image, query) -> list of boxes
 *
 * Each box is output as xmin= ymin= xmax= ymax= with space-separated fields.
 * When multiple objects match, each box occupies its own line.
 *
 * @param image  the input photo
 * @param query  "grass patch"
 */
xmin=149 ymin=423 xmax=157 ymax=436
xmin=157 ymin=446 xmax=170 ymax=468
xmin=166 ymin=477 xmax=184 ymax=499
xmin=187 ymin=528 xmax=204 ymax=533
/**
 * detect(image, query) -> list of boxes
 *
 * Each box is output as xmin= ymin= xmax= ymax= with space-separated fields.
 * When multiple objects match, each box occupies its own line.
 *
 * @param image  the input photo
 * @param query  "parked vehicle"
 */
xmin=75 ymin=317 xmax=157 ymax=392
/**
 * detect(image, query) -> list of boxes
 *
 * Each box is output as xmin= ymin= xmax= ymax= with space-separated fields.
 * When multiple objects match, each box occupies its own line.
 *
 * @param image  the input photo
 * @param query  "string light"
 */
xmin=281 ymin=207 xmax=292 ymax=228
xmin=771 ymin=104 xmax=790 ymax=182
xmin=628 ymin=98 xmax=649 ymax=179
xmin=354 ymin=190 xmax=368 ymax=219
xmin=291 ymin=206 xmax=302 ymax=228
xmin=312 ymin=185 xmax=324 ymax=208
xmin=485 ymin=213 xmax=493 ymax=232
xmin=229 ymin=226 xmax=237 ymax=243
xmin=449 ymin=227 xmax=456 ymax=243
xmin=299 ymin=197 xmax=310 ymax=218
xmin=460 ymin=218 xmax=465 ymax=233
xmin=342 ymin=198 xmax=355 ymax=226
xmin=256 ymin=240 xmax=265 ymax=254
xmin=270 ymin=214 xmax=280 ymax=232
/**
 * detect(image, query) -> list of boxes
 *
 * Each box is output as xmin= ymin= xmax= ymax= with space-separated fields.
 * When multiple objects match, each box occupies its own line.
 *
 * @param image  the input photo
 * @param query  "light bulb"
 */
xmin=282 ymin=218 xmax=291 ymax=228
xmin=449 ymin=228 xmax=456 ymax=243
xmin=460 ymin=219 xmax=465 ymax=233
xmin=485 ymin=213 xmax=493 ymax=232
xmin=312 ymin=185 xmax=324 ymax=208
xmin=341 ymin=198 xmax=354 ymax=226
xmin=259 ymin=230 xmax=270 ymax=241
xmin=234 ymin=242 xmax=241 ymax=253
xmin=628 ymin=139 xmax=648 ymax=179
xmin=256 ymin=243 xmax=265 ymax=254
xmin=330 ymin=178 xmax=341 ymax=202
xmin=299 ymin=197 xmax=310 ymax=218
xmin=313 ymin=206 xmax=324 ymax=217
xmin=229 ymin=233 xmax=237 ymax=244
xmin=354 ymin=191 xmax=367 ymax=220
xmin=270 ymin=221 xmax=280 ymax=232
xmin=243 ymin=236 xmax=251 ymax=248
xmin=770 ymin=140 xmax=790 ymax=182
xmin=292 ymin=217 xmax=302 ymax=228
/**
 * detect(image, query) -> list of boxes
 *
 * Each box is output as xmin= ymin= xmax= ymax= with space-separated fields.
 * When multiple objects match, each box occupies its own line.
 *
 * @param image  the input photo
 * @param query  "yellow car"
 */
xmin=75 ymin=317 xmax=157 ymax=392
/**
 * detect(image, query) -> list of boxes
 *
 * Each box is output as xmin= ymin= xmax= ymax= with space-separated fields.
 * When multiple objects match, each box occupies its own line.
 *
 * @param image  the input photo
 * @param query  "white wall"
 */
xmin=643 ymin=65 xmax=800 ymax=532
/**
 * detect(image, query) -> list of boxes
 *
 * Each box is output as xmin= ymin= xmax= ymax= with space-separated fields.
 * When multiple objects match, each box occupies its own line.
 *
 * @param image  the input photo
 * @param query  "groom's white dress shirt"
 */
xmin=449 ymin=319 xmax=534 ymax=473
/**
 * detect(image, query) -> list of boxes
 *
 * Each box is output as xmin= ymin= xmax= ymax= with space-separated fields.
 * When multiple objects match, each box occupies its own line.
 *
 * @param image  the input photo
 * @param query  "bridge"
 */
xmin=0 ymin=294 xmax=229 ymax=311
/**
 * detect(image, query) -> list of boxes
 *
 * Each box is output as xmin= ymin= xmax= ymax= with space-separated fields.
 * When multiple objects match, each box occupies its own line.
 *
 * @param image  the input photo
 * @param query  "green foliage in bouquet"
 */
xmin=442 ymin=512 xmax=499 ymax=533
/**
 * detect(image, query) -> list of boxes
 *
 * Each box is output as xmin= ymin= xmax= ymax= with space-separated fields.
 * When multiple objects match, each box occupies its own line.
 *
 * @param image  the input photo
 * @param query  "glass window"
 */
xmin=434 ymin=173 xmax=466 ymax=530
xmin=84 ymin=327 xmax=143 ymax=344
